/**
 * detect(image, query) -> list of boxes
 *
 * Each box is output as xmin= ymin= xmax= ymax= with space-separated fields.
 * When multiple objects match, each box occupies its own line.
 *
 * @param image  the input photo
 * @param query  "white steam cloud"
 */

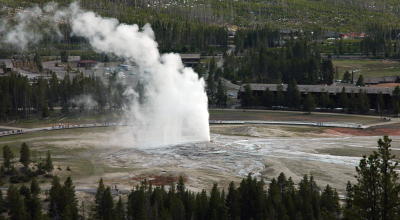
xmin=0 ymin=2 xmax=63 ymax=49
xmin=1 ymin=2 xmax=210 ymax=147
xmin=70 ymin=94 xmax=98 ymax=110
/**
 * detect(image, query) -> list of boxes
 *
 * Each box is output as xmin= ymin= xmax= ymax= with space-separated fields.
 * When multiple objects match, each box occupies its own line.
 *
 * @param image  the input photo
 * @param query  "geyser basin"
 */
xmin=1 ymin=125 xmax=399 ymax=192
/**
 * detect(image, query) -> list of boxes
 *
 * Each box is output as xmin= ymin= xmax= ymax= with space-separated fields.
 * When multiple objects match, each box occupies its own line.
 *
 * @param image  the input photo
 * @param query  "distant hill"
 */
xmin=1 ymin=0 xmax=400 ymax=31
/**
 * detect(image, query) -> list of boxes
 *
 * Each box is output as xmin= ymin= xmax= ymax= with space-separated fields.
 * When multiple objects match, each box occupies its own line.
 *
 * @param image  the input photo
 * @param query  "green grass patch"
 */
xmin=0 ymin=112 xmax=122 ymax=128
xmin=333 ymin=59 xmax=400 ymax=79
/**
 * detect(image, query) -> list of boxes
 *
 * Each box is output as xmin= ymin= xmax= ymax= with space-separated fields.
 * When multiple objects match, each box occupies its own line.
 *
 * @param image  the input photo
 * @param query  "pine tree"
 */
xmin=26 ymin=179 xmax=43 ymax=220
xmin=216 ymin=80 xmax=228 ymax=107
xmin=27 ymin=189 xmax=43 ymax=220
xmin=101 ymin=187 xmax=114 ymax=220
xmin=30 ymin=178 xmax=40 ymax=196
xmin=342 ymin=71 xmax=351 ymax=83
xmin=170 ymin=196 xmax=185 ymax=220
xmin=206 ymin=59 xmax=217 ymax=104
xmin=44 ymin=150 xmax=53 ymax=172
xmin=226 ymin=182 xmax=240 ymax=220
xmin=19 ymin=142 xmax=31 ymax=168
xmin=275 ymin=84 xmax=284 ymax=106
xmin=114 ymin=197 xmax=126 ymax=220
xmin=319 ymin=92 xmax=331 ymax=109
xmin=320 ymin=185 xmax=340 ymax=220
xmin=19 ymin=185 xmax=30 ymax=199
xmin=195 ymin=190 xmax=208 ymax=220
xmin=356 ymin=75 xmax=365 ymax=86
xmin=378 ymin=136 xmax=400 ymax=220
xmin=62 ymin=177 xmax=79 ymax=220
xmin=34 ymin=52 xmax=43 ymax=73
xmin=2 ymin=145 xmax=14 ymax=171
xmin=286 ymin=80 xmax=301 ymax=109
xmin=376 ymin=92 xmax=385 ymax=114
xmin=321 ymin=58 xmax=334 ymax=85
xmin=194 ymin=64 xmax=206 ymax=78
xmin=266 ymin=178 xmax=285 ymax=220
xmin=357 ymin=91 xmax=370 ymax=114
xmin=49 ymin=176 xmax=62 ymax=219
xmin=177 ymin=176 xmax=185 ymax=198
xmin=127 ymin=186 xmax=147 ymax=220
xmin=241 ymin=84 xmax=254 ymax=107
xmin=350 ymin=136 xmax=400 ymax=220
xmin=208 ymin=183 xmax=220 ymax=220
xmin=348 ymin=92 xmax=357 ymax=113
xmin=7 ymin=185 xmax=28 ymax=220
xmin=95 ymin=178 xmax=106 ymax=218
xmin=261 ymin=88 xmax=273 ymax=108
xmin=60 ymin=50 xmax=69 ymax=63
xmin=343 ymin=181 xmax=357 ymax=220
xmin=238 ymin=174 xmax=266 ymax=220
xmin=393 ymin=86 xmax=400 ymax=115
xmin=339 ymin=87 xmax=349 ymax=110
xmin=0 ymin=189 xmax=5 ymax=214
xmin=303 ymin=93 xmax=316 ymax=113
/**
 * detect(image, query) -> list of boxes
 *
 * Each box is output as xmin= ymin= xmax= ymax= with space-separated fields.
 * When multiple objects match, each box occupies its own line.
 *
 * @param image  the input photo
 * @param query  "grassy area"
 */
xmin=333 ymin=59 xmax=400 ymax=79
xmin=209 ymin=109 xmax=384 ymax=125
xmin=0 ymin=111 xmax=122 ymax=128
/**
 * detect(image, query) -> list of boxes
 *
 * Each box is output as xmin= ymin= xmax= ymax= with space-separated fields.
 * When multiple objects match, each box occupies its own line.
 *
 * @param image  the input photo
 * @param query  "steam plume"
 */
xmin=0 ymin=2 xmax=62 ymax=50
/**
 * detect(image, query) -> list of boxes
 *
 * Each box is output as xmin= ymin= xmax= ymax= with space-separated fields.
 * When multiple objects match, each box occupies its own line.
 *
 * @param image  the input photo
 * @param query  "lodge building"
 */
xmin=239 ymin=83 xmax=397 ymax=109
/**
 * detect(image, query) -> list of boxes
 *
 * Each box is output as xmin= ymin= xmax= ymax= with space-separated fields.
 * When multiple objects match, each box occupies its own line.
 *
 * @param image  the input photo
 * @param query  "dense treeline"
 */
xmin=153 ymin=21 xmax=227 ymax=53
xmin=202 ymin=58 xmax=228 ymax=107
xmin=361 ymin=23 xmax=400 ymax=58
xmin=0 ymin=72 xmax=126 ymax=120
xmin=56 ymin=20 xmax=228 ymax=54
xmin=234 ymin=26 xmax=281 ymax=52
xmin=0 ymin=136 xmax=398 ymax=219
xmin=8 ymin=0 xmax=400 ymax=31
xmin=223 ymin=39 xmax=335 ymax=85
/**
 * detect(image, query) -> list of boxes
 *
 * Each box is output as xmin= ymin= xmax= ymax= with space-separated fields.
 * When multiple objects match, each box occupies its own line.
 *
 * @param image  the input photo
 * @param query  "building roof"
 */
xmin=240 ymin=83 xmax=395 ymax=95
xmin=220 ymin=78 xmax=240 ymax=90
xmin=365 ymin=76 xmax=399 ymax=84
xmin=68 ymin=56 xmax=81 ymax=62
xmin=323 ymin=31 xmax=340 ymax=38
xmin=340 ymin=32 xmax=366 ymax=39
xmin=370 ymin=83 xmax=400 ymax=88
xmin=78 ymin=60 xmax=97 ymax=64
xmin=179 ymin=54 xmax=201 ymax=59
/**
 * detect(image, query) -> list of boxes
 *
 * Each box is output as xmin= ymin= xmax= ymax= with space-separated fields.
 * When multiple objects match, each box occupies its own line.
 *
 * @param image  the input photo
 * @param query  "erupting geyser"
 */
xmin=1 ymin=2 xmax=210 ymax=147
xmin=68 ymin=4 xmax=210 ymax=147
